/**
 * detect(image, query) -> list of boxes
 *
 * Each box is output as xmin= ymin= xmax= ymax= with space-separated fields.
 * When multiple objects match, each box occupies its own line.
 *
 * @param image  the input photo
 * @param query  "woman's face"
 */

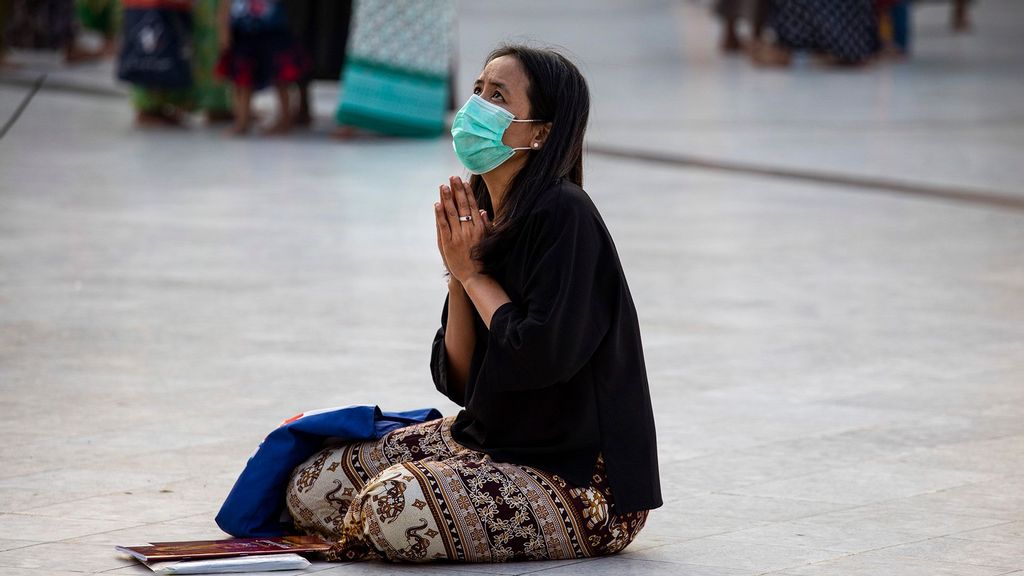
xmin=473 ymin=55 xmax=537 ymax=149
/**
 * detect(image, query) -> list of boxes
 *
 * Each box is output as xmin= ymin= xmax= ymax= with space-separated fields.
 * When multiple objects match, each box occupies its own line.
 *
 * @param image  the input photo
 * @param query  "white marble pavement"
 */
xmin=0 ymin=0 xmax=1022 ymax=574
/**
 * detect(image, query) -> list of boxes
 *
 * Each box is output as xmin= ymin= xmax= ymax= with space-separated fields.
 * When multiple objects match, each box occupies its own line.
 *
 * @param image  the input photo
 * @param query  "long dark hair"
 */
xmin=469 ymin=45 xmax=590 ymax=273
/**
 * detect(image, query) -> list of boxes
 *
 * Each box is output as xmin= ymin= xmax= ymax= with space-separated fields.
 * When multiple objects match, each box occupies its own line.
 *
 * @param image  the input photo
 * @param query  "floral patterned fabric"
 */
xmin=345 ymin=0 xmax=453 ymax=77
xmin=285 ymin=416 xmax=648 ymax=563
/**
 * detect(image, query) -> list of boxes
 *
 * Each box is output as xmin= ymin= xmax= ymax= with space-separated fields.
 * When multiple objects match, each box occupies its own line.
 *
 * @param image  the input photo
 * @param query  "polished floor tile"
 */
xmin=0 ymin=0 xmax=1022 ymax=575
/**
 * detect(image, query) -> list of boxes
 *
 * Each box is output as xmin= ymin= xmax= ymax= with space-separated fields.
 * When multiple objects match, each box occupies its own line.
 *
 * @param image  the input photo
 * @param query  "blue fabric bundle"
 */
xmin=216 ymin=405 xmax=441 ymax=537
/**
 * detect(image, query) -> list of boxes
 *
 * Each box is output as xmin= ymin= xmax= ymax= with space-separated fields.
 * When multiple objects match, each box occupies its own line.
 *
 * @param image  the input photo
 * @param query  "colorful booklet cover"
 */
xmin=115 ymin=535 xmax=332 ymax=563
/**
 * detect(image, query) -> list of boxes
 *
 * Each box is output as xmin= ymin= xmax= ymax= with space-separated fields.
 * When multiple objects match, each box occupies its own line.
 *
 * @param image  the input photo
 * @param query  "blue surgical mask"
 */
xmin=451 ymin=95 xmax=542 ymax=174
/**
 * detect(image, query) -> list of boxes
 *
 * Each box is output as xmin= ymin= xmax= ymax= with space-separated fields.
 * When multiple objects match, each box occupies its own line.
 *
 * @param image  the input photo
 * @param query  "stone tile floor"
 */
xmin=1 ymin=0 xmax=1022 ymax=574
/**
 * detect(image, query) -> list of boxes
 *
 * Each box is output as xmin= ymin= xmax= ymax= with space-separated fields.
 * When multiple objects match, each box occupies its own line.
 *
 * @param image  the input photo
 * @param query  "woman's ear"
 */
xmin=531 ymin=121 xmax=552 ymax=149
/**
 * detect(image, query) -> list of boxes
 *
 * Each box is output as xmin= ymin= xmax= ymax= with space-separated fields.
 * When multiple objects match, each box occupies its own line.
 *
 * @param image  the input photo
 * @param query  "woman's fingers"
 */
xmin=440 ymin=184 xmax=461 ymax=226
xmin=436 ymin=186 xmax=448 ymax=232
xmin=450 ymin=176 xmax=472 ymax=220
xmin=435 ymin=205 xmax=446 ymax=266
xmin=461 ymin=180 xmax=485 ymax=231
xmin=463 ymin=179 xmax=479 ymax=212
xmin=479 ymin=209 xmax=491 ymax=229
xmin=435 ymin=200 xmax=451 ymax=239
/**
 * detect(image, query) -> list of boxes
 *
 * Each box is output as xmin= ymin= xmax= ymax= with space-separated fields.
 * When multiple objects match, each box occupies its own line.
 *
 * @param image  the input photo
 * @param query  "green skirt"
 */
xmin=335 ymin=0 xmax=454 ymax=137
xmin=131 ymin=0 xmax=231 ymax=114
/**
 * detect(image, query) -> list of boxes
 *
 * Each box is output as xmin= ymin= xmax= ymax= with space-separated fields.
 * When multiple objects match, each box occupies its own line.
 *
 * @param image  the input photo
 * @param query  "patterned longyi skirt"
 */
xmin=285 ymin=416 xmax=648 ymax=563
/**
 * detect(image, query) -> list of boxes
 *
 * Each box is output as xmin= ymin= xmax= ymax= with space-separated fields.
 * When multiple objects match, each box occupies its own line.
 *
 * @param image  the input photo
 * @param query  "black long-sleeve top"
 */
xmin=430 ymin=178 xmax=662 ymax=514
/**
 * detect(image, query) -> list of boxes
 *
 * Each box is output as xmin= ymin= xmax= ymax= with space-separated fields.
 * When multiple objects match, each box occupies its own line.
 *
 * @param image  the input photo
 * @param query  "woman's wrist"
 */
xmin=448 ymin=275 xmax=465 ymax=293
xmin=459 ymin=272 xmax=511 ymax=329
xmin=460 ymin=272 xmax=487 ymax=292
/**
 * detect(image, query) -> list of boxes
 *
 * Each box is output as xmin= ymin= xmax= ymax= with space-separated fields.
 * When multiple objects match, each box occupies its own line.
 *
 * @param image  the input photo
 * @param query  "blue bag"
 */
xmin=216 ymin=405 xmax=442 ymax=537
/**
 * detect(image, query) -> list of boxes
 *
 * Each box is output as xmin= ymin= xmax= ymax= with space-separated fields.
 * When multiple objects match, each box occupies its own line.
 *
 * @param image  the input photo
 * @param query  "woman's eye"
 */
xmin=473 ymin=87 xmax=481 ymax=95
xmin=491 ymin=91 xmax=504 ymax=101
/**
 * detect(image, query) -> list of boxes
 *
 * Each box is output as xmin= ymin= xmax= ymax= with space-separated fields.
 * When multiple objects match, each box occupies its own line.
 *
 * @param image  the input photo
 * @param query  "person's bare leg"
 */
xmin=721 ymin=17 xmax=743 ymax=52
xmin=266 ymin=84 xmax=292 ymax=134
xmin=952 ymin=0 xmax=970 ymax=31
xmin=294 ymin=81 xmax=312 ymax=127
xmin=101 ymin=36 xmax=117 ymax=58
xmin=228 ymin=87 xmax=253 ymax=135
xmin=752 ymin=0 xmax=768 ymax=41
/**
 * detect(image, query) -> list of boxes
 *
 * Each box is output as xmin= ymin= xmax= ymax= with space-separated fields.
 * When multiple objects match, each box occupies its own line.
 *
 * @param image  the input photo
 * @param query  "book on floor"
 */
xmin=139 ymin=553 xmax=310 ymax=574
xmin=115 ymin=534 xmax=332 ymax=563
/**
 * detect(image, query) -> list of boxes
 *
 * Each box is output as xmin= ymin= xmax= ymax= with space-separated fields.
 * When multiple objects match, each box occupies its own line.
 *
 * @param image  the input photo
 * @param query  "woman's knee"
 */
xmin=348 ymin=463 xmax=450 ymax=562
xmin=590 ymin=509 xmax=649 ymax=556
xmin=285 ymin=445 xmax=361 ymax=537
xmin=570 ymin=484 xmax=649 ymax=557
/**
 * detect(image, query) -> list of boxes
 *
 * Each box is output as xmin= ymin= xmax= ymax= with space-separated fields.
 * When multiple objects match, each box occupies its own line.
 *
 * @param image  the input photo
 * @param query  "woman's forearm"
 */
xmin=462 ymin=273 xmax=512 ymax=329
xmin=442 ymin=273 xmax=512 ymax=400
xmin=443 ymin=280 xmax=476 ymax=400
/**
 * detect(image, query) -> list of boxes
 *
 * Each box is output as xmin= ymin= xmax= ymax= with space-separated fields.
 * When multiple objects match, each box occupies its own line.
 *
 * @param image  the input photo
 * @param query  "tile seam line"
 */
xmin=587 ymin=143 xmax=1024 ymax=213
xmin=0 ymin=75 xmax=126 ymax=99
xmin=0 ymin=73 xmax=45 ymax=139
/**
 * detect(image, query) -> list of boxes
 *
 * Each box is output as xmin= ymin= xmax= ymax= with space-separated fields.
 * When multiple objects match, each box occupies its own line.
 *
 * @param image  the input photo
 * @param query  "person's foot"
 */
xmin=205 ymin=109 xmax=235 ymax=124
xmin=136 ymin=109 xmax=184 ymax=128
xmin=293 ymin=109 xmax=312 ymax=127
xmin=64 ymin=45 xmax=104 ymax=64
xmin=331 ymin=125 xmax=392 ymax=140
xmin=0 ymin=54 xmax=20 ymax=70
xmin=263 ymin=117 xmax=292 ymax=135
xmin=878 ymin=43 xmax=907 ymax=61
xmin=225 ymin=121 xmax=250 ymax=136
xmin=749 ymin=40 xmax=792 ymax=67
xmin=814 ymin=50 xmax=876 ymax=68
xmin=721 ymin=33 xmax=745 ymax=53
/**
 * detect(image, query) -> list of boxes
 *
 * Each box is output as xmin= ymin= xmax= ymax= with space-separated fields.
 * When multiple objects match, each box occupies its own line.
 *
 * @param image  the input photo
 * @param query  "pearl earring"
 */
xmin=532 ymin=143 xmax=540 ymax=149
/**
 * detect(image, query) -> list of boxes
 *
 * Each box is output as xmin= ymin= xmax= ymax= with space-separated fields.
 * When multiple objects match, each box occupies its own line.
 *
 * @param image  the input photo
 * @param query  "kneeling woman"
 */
xmin=286 ymin=45 xmax=662 ymax=563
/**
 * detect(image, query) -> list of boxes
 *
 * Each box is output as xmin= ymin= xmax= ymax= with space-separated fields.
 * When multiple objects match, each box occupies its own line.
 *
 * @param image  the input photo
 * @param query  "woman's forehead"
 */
xmin=477 ymin=55 xmax=528 ymax=88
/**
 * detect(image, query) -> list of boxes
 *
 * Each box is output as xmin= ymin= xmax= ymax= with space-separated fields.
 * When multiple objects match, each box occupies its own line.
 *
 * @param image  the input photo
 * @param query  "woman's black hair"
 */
xmin=469 ymin=45 xmax=590 ymax=273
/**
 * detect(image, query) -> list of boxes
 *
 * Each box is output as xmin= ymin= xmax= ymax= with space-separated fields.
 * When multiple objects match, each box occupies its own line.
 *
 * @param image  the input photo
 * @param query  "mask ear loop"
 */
xmin=509 ymin=118 xmax=545 ymax=151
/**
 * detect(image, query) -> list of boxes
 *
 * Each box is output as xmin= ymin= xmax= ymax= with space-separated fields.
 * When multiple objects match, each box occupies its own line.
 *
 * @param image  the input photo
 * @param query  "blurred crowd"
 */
xmin=0 ymin=0 xmax=978 ymax=138
xmin=714 ymin=0 xmax=973 ymax=66
xmin=1 ymin=0 xmax=456 ymax=138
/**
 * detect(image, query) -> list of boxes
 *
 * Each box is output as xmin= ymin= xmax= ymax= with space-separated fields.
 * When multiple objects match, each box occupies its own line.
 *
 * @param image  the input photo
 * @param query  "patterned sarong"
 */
xmin=771 ymin=0 xmax=880 ymax=64
xmin=334 ymin=0 xmax=454 ymax=136
xmin=285 ymin=416 xmax=648 ymax=563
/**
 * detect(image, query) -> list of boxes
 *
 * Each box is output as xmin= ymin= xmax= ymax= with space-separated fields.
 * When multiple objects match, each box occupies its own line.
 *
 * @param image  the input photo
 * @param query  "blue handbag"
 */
xmin=216 ymin=405 xmax=442 ymax=538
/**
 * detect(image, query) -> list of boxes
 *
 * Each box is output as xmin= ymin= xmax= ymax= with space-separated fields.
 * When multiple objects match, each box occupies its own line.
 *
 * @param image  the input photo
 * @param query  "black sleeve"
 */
xmin=478 ymin=200 xmax=611 ymax=392
xmin=430 ymin=294 xmax=465 ymax=406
